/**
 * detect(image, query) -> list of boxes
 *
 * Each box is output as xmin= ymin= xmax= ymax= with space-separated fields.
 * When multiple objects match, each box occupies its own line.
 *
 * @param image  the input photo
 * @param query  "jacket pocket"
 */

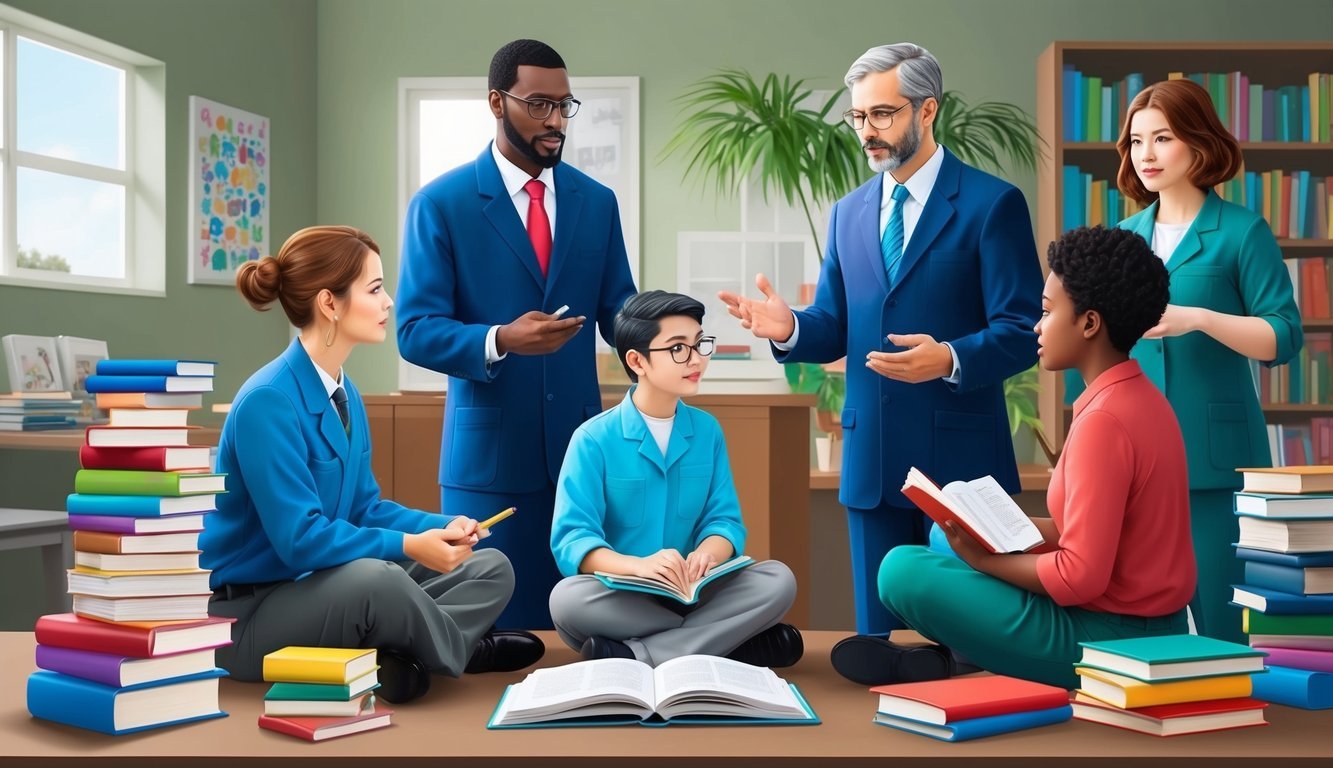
xmin=1207 ymin=402 xmax=1252 ymax=471
xmin=605 ymin=476 xmax=646 ymax=528
xmin=448 ymin=407 xmax=501 ymax=487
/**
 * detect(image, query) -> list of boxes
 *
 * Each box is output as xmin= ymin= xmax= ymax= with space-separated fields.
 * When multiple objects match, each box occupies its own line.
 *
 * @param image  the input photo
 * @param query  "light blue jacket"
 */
xmin=201 ymin=339 xmax=450 ymax=588
xmin=550 ymin=389 xmax=747 ymax=578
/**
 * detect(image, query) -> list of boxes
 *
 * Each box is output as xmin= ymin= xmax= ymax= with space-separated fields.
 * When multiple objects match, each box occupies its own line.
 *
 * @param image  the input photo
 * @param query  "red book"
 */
xmin=1072 ymin=694 xmax=1267 ymax=737
xmin=871 ymin=675 xmax=1069 ymax=724
xmin=79 ymin=444 xmax=212 ymax=471
xmin=258 ymin=707 xmax=393 ymax=741
xmin=34 ymin=613 xmax=234 ymax=658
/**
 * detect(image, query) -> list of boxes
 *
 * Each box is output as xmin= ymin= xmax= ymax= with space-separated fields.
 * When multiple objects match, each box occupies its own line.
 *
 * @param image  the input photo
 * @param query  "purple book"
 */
xmin=67 ymin=513 xmax=206 ymax=534
xmin=1258 ymin=647 xmax=1333 ymax=674
xmin=35 ymin=645 xmax=138 ymax=687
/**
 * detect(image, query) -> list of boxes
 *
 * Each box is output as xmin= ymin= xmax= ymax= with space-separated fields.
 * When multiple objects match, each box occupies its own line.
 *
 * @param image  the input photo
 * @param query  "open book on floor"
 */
xmin=901 ymin=467 xmax=1043 ymax=554
xmin=593 ymin=555 xmax=753 ymax=604
xmin=487 ymin=654 xmax=818 ymax=728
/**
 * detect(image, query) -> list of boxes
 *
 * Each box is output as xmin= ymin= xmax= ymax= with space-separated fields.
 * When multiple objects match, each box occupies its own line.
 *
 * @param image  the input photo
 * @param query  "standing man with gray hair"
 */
xmin=719 ymin=43 xmax=1042 ymax=685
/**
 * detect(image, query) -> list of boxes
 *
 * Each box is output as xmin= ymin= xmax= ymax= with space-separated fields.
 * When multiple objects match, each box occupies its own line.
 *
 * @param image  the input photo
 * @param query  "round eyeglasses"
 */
xmin=643 ymin=337 xmax=716 ymax=364
xmin=842 ymin=102 xmax=912 ymax=131
xmin=497 ymin=90 xmax=581 ymax=120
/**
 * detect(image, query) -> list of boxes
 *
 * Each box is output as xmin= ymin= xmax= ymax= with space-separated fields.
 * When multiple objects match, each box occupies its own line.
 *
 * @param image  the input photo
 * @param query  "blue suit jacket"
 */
xmin=397 ymin=145 xmax=637 ymax=493
xmin=201 ymin=340 xmax=448 ymax=589
xmin=779 ymin=148 xmax=1042 ymax=509
xmin=550 ymin=390 xmax=747 ymax=578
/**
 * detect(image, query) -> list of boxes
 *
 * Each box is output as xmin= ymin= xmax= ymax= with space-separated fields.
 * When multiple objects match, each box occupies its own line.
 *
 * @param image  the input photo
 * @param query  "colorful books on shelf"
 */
xmin=487 ymin=655 xmax=818 ymax=728
xmin=257 ymin=647 xmax=391 ymax=741
xmin=1072 ymin=635 xmax=1269 ymax=735
xmin=869 ymin=675 xmax=1071 ymax=742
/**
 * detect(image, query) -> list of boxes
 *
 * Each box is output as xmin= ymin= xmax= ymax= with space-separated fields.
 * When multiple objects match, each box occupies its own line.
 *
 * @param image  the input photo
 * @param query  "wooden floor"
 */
xmin=1 ymin=630 xmax=1329 ymax=767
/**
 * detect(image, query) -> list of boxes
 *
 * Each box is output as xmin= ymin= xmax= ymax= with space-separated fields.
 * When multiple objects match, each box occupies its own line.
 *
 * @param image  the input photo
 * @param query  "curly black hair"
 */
xmin=488 ymin=39 xmax=566 ymax=93
xmin=614 ymin=290 xmax=706 ymax=382
xmin=1046 ymin=225 xmax=1169 ymax=354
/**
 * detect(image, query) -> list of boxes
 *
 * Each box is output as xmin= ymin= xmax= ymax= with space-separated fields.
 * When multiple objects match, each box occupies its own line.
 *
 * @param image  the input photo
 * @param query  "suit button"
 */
xmin=546 ymin=393 xmax=555 ymax=401
xmin=882 ymin=395 xmax=890 ymax=404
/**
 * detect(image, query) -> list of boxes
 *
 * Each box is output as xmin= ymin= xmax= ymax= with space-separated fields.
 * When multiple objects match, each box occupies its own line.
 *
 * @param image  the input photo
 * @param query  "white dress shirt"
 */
xmin=485 ymin=141 xmax=558 ymax=365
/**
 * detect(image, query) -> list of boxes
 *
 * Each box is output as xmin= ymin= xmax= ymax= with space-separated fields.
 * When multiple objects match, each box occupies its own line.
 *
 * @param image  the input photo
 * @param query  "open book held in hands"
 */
xmin=902 ymin=467 xmax=1043 ymax=554
xmin=594 ymin=555 xmax=753 ymax=604
xmin=487 ymin=654 xmax=818 ymax=728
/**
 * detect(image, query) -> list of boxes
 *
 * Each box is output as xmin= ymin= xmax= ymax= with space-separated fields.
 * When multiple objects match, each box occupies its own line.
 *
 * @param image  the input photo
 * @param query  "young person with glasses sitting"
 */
xmin=548 ymin=291 xmax=803 ymax=667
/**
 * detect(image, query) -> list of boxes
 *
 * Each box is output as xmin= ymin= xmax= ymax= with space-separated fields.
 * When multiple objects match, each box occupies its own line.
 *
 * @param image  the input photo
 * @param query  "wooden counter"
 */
xmin=811 ymin=464 xmax=1054 ymax=492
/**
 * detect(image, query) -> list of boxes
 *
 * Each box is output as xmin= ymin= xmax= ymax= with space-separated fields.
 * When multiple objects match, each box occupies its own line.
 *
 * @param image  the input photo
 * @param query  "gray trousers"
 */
xmin=209 ymin=550 xmax=514 ymax=681
xmin=548 ymin=560 xmax=796 ymax=666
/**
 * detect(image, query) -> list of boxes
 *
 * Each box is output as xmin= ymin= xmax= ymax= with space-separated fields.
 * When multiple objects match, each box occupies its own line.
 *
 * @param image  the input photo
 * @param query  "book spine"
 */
xmin=80 ymin=445 xmax=171 ymax=471
xmin=71 ymin=530 xmax=126 ymax=554
xmin=66 ymin=494 xmax=164 ymax=517
xmin=85 ymin=375 xmax=173 ymax=393
xmin=26 ymin=671 xmax=118 ymax=734
xmin=262 ymin=659 xmax=356 ymax=685
xmin=74 ymin=470 xmax=182 ymax=497
xmin=67 ymin=514 xmax=143 ymax=534
xmin=1250 ymin=665 xmax=1333 ymax=709
xmin=1245 ymin=609 xmax=1333 ymax=635
xmin=1257 ymin=647 xmax=1333 ymax=673
xmin=34 ymin=615 xmax=151 ymax=657
xmin=35 ymin=645 xmax=128 ymax=687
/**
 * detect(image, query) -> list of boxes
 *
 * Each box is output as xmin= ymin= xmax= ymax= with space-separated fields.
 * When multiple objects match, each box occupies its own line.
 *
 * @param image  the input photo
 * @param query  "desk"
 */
xmin=0 ymin=509 xmax=70 ymax=613
xmin=1 ymin=631 xmax=1327 ymax=767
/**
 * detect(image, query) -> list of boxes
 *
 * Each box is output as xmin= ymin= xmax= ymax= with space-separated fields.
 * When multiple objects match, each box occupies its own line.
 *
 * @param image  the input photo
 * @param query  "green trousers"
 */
xmin=1189 ymin=488 xmax=1244 ymax=644
xmin=879 ymin=546 xmax=1188 ymax=689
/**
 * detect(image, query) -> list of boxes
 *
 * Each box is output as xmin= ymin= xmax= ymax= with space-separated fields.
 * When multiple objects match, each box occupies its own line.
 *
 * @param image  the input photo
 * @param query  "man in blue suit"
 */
xmin=720 ymin=43 xmax=1042 ymax=683
xmin=397 ymin=39 xmax=637 ymax=631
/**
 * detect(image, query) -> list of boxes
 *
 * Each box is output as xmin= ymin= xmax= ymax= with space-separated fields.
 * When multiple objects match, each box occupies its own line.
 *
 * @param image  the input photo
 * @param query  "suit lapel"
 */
xmin=891 ymin=149 xmax=958 ymax=294
xmin=857 ymin=180 xmax=891 ymax=295
xmin=545 ymin=165 xmax=582 ymax=292
xmin=1166 ymin=192 xmax=1221 ymax=274
xmin=477 ymin=146 xmax=547 ymax=289
xmin=283 ymin=340 xmax=348 ymax=461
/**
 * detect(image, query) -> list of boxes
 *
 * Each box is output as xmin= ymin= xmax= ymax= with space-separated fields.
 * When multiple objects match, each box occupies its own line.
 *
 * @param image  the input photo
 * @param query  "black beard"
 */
xmin=502 ymin=108 xmax=564 ymax=169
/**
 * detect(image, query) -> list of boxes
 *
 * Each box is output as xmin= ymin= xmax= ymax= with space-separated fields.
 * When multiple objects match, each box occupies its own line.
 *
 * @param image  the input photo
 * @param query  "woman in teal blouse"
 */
xmin=1115 ymin=79 xmax=1302 ymax=643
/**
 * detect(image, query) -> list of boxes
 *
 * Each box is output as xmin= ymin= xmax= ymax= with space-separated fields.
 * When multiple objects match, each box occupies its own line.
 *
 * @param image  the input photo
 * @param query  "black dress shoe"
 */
xmin=727 ymin=623 xmax=804 ymax=668
xmin=465 ymin=630 xmax=545 ymax=673
xmin=580 ymin=636 xmax=635 ymax=661
xmin=376 ymin=649 xmax=431 ymax=704
xmin=829 ymin=635 xmax=953 ymax=686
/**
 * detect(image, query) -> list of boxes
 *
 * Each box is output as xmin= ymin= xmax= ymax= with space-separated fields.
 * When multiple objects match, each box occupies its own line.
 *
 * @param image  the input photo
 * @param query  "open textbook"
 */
xmin=487 ymin=654 xmax=818 ymax=728
xmin=594 ymin=555 xmax=754 ymax=604
xmin=902 ymin=467 xmax=1043 ymax=554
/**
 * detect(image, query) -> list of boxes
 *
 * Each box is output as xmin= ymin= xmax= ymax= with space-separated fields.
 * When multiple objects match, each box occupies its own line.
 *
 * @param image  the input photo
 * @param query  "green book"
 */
xmin=1078 ymin=634 xmax=1267 ymax=682
xmin=1244 ymin=608 xmax=1333 ymax=636
xmin=74 ymin=469 xmax=226 ymax=497
xmin=266 ymin=673 xmax=381 ymax=702
xmin=1086 ymin=76 xmax=1102 ymax=142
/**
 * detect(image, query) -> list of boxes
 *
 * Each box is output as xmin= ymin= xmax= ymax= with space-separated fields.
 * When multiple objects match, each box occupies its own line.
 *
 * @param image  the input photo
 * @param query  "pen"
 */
xmin=479 ymin=507 xmax=516 ymax=530
xmin=552 ymin=304 xmax=570 ymax=319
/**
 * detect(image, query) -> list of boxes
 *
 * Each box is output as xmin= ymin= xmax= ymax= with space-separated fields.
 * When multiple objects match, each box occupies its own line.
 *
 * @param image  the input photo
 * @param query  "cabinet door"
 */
xmin=365 ymin=404 xmax=394 ymax=499
xmin=394 ymin=406 xmax=444 ymax=512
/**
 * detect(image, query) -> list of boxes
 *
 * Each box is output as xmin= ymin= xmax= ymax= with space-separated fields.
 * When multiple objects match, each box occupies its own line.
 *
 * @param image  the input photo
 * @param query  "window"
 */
xmin=0 ymin=5 xmax=165 ymax=295
xmin=396 ymin=76 xmax=640 ymax=391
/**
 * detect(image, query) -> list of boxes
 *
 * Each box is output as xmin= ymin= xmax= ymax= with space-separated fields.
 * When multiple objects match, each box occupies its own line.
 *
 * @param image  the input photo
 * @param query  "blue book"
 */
xmin=96 ymin=360 xmax=216 ymax=377
xmin=1100 ymin=85 xmax=1113 ymax=141
xmin=66 ymin=493 xmax=217 ymax=518
xmin=593 ymin=555 xmax=753 ymax=604
xmin=1062 ymin=65 xmax=1077 ymax=141
xmin=1231 ymin=584 xmax=1333 ymax=614
xmin=27 ymin=669 xmax=227 ymax=735
xmin=1243 ymin=560 xmax=1331 ymax=596
xmin=873 ymin=705 xmax=1072 ymax=742
xmin=85 ymin=375 xmax=213 ymax=394
xmin=1071 ymin=69 xmax=1084 ymax=142
xmin=1062 ymin=166 xmax=1084 ymax=231
xmin=1234 ymin=545 xmax=1333 ymax=568
xmin=1250 ymin=665 xmax=1333 ymax=710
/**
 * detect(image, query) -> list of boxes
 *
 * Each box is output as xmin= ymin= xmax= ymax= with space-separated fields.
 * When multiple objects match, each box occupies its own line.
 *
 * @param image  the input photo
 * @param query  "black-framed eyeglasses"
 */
xmin=643 ymin=336 xmax=716 ymax=364
xmin=842 ymin=102 xmax=912 ymax=130
xmin=497 ymin=90 xmax=581 ymax=120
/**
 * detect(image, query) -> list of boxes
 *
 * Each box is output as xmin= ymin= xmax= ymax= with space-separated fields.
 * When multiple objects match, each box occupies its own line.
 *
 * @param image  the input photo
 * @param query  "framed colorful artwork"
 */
xmin=2 ymin=334 xmax=65 ymax=393
xmin=187 ymin=96 xmax=271 ymax=285
xmin=54 ymin=336 xmax=110 ymax=399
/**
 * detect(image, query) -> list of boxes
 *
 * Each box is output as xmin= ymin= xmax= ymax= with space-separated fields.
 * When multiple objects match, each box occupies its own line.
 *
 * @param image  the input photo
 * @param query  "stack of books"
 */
xmin=1070 ymin=635 xmax=1269 ymax=736
xmin=1233 ymin=465 xmax=1333 ymax=710
xmin=25 ymin=358 xmax=234 ymax=735
xmin=0 ymin=391 xmax=79 ymax=431
xmin=258 ymin=647 xmax=393 ymax=741
xmin=870 ymin=675 xmax=1071 ymax=742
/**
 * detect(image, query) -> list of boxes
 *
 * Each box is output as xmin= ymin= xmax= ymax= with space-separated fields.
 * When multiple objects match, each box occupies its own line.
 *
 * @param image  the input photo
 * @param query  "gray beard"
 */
xmin=867 ymin=119 xmax=921 ymax=174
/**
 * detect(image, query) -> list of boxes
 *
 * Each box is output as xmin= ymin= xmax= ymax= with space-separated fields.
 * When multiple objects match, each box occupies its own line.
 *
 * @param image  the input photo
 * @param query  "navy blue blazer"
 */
xmin=778 ymin=148 xmax=1043 ymax=509
xmin=397 ymin=145 xmax=637 ymax=493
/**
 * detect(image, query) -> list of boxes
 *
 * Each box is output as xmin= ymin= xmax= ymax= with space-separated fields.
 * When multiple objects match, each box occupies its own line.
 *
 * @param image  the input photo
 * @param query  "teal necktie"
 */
xmin=881 ymin=184 xmax=910 ymax=285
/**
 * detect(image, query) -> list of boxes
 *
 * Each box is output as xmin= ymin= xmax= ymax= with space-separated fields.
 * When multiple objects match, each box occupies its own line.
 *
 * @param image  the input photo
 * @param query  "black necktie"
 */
xmin=331 ymin=386 xmax=350 ymax=433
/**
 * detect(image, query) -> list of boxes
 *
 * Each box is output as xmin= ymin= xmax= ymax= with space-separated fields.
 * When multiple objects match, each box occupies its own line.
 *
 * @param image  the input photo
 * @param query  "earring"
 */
xmin=324 ymin=315 xmax=339 ymax=347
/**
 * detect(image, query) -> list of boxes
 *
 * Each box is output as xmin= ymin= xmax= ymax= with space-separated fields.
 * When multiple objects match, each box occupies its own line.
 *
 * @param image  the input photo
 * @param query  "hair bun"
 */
xmin=235 ymin=255 xmax=282 ymax=311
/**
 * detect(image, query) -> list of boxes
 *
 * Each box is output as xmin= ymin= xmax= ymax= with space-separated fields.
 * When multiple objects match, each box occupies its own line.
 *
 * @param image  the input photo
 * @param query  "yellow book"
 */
xmin=263 ymin=646 xmax=378 ymax=684
xmin=1075 ymin=667 xmax=1252 ymax=709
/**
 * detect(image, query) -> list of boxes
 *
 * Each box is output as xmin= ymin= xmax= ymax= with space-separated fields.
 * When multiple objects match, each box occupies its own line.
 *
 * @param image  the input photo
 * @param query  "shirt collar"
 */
xmin=881 ymin=143 xmax=944 ymax=209
xmin=296 ymin=341 xmax=343 ymax=398
xmin=491 ymin=141 xmax=556 ymax=200
xmin=1072 ymin=359 xmax=1143 ymax=417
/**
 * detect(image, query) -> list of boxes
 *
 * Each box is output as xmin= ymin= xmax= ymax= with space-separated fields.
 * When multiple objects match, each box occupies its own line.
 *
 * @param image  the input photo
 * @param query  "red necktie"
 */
xmin=524 ymin=179 xmax=551 ymax=278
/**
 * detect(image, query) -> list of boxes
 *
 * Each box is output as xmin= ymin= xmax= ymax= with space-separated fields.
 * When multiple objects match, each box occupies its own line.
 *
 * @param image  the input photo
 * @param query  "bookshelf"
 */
xmin=1035 ymin=41 xmax=1333 ymax=459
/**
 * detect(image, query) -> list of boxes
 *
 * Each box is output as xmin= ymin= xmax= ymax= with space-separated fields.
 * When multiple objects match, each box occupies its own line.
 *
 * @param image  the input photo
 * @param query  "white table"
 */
xmin=0 ymin=508 xmax=70 ymax=613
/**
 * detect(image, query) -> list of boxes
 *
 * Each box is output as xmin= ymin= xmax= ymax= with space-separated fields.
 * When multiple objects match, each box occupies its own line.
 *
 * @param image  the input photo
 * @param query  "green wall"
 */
xmin=0 ymin=0 xmax=317 ymax=628
xmin=314 ymin=0 xmax=1333 ymax=391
